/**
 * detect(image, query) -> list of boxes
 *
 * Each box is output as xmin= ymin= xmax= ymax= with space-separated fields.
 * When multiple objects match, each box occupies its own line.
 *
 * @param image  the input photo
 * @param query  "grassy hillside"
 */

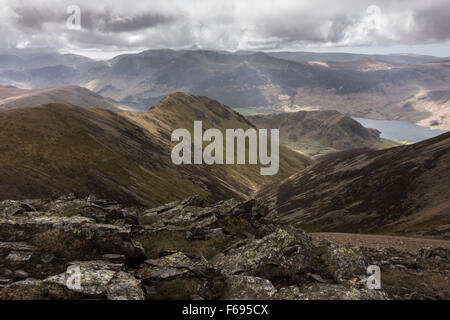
xmin=248 ymin=110 xmax=381 ymax=156
xmin=0 ymin=103 xmax=262 ymax=206
xmin=124 ymin=92 xmax=314 ymax=191
xmin=0 ymin=93 xmax=314 ymax=205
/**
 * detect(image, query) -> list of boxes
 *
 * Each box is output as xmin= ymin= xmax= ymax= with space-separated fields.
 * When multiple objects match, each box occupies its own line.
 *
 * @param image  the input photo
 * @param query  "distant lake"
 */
xmin=353 ymin=117 xmax=447 ymax=143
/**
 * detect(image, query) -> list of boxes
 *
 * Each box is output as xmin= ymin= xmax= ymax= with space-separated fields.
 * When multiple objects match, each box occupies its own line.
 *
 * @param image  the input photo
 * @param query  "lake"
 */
xmin=353 ymin=117 xmax=448 ymax=143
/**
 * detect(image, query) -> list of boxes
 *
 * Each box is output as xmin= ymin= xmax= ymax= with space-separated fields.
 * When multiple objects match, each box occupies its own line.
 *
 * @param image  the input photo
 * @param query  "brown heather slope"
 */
xmin=0 ymin=85 xmax=134 ymax=112
xmin=248 ymin=110 xmax=381 ymax=155
xmin=257 ymin=132 xmax=450 ymax=239
xmin=124 ymin=92 xmax=314 ymax=191
xmin=0 ymin=93 xmax=313 ymax=206
xmin=0 ymin=103 xmax=264 ymax=206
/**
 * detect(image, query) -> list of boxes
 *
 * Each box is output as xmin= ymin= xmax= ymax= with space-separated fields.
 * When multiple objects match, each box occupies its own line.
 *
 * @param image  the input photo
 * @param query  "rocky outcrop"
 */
xmin=211 ymin=227 xmax=313 ymax=283
xmin=136 ymin=252 xmax=224 ymax=300
xmin=314 ymin=240 xmax=367 ymax=282
xmin=0 ymin=195 xmax=395 ymax=300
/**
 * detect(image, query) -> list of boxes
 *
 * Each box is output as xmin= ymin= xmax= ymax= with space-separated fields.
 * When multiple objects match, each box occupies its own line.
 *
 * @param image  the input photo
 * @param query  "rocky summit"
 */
xmin=1 ymin=194 xmax=447 ymax=300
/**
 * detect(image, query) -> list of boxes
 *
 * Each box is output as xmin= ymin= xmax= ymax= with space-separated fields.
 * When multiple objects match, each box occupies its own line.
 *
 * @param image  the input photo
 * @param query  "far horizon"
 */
xmin=57 ymin=46 xmax=450 ymax=61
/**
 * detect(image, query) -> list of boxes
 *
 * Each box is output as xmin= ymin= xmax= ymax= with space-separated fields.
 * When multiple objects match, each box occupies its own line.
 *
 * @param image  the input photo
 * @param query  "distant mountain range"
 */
xmin=1 ymin=49 xmax=449 ymax=129
xmin=0 ymin=85 xmax=134 ymax=112
xmin=264 ymin=51 xmax=441 ymax=64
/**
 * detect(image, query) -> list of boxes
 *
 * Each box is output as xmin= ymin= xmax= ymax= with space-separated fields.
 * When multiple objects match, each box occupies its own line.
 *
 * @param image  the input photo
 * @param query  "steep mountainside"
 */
xmin=396 ymin=89 xmax=450 ymax=131
xmin=0 ymin=94 xmax=312 ymax=206
xmin=248 ymin=110 xmax=381 ymax=156
xmin=0 ymin=85 xmax=134 ymax=112
xmin=258 ymin=132 xmax=450 ymax=239
xmin=124 ymin=92 xmax=314 ymax=190
xmin=0 ymin=103 xmax=264 ymax=206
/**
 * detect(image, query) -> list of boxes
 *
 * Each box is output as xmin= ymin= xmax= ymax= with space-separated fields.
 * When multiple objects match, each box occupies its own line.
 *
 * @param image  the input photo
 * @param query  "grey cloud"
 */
xmin=81 ymin=10 xmax=176 ymax=33
xmin=10 ymin=4 xmax=175 ymax=33
xmin=413 ymin=2 xmax=450 ymax=42
xmin=257 ymin=14 xmax=355 ymax=44
xmin=11 ymin=5 xmax=62 ymax=30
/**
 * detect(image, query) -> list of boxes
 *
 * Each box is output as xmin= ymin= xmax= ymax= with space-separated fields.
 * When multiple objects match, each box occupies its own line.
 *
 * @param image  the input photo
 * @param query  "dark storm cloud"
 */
xmin=10 ymin=3 xmax=175 ymax=33
xmin=81 ymin=10 xmax=175 ymax=33
xmin=257 ymin=14 xmax=354 ymax=44
xmin=11 ymin=4 xmax=61 ymax=30
xmin=413 ymin=1 xmax=450 ymax=42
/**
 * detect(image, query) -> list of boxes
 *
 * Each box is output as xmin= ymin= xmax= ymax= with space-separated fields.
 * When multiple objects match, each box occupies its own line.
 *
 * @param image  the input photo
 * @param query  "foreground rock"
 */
xmin=0 ymin=260 xmax=145 ymax=300
xmin=211 ymin=227 xmax=313 ymax=283
xmin=136 ymin=252 xmax=224 ymax=300
xmin=221 ymin=276 xmax=277 ymax=300
xmin=3 ymin=194 xmax=435 ymax=300
xmin=277 ymin=284 xmax=388 ymax=300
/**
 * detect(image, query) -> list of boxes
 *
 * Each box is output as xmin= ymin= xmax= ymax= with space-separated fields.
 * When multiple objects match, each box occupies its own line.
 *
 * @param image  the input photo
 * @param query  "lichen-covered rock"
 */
xmin=221 ymin=275 xmax=277 ymax=300
xmin=419 ymin=247 xmax=450 ymax=260
xmin=314 ymin=240 xmax=367 ymax=281
xmin=45 ymin=260 xmax=122 ymax=297
xmin=0 ymin=200 xmax=37 ymax=217
xmin=0 ymin=214 xmax=144 ymax=261
xmin=44 ymin=260 xmax=144 ymax=299
xmin=211 ymin=227 xmax=313 ymax=283
xmin=0 ymin=260 xmax=144 ymax=300
xmin=276 ymin=285 xmax=306 ymax=300
xmin=0 ymin=195 xmax=138 ymax=226
xmin=277 ymin=283 xmax=389 ymax=300
xmin=106 ymin=271 xmax=146 ymax=300
xmin=0 ymin=241 xmax=65 ymax=279
xmin=0 ymin=195 xmax=398 ymax=300
xmin=136 ymin=252 xmax=224 ymax=300
xmin=137 ymin=195 xmax=205 ymax=226
xmin=136 ymin=252 xmax=213 ymax=280
xmin=134 ymin=197 xmax=270 ymax=259
xmin=0 ymin=278 xmax=79 ymax=300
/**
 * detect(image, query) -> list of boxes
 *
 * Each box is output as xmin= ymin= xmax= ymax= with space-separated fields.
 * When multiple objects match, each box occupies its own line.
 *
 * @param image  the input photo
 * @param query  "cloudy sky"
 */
xmin=1 ymin=0 xmax=449 ymax=59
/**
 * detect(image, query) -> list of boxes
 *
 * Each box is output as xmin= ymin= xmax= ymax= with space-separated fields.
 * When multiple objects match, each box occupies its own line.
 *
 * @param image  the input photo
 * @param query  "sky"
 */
xmin=1 ymin=0 xmax=450 ymax=59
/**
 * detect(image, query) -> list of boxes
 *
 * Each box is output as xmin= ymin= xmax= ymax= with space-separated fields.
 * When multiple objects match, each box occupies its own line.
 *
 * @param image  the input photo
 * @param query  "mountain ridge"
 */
xmin=0 ymin=93 xmax=313 ymax=205
xmin=0 ymin=85 xmax=135 ymax=112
